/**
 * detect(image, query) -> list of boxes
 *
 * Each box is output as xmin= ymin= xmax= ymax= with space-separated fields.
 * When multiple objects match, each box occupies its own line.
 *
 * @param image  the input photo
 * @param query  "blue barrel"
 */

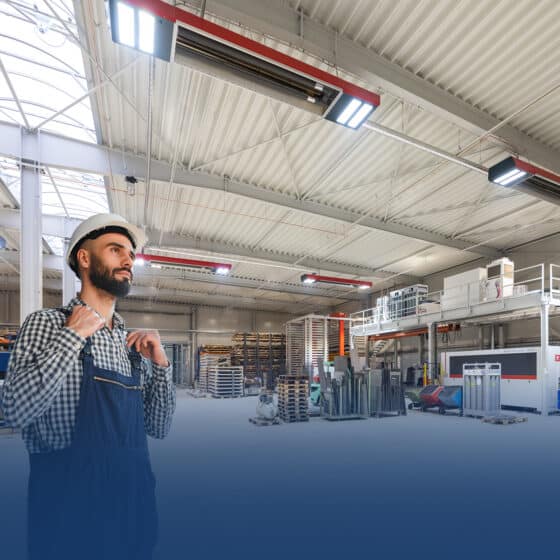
xmin=438 ymin=386 xmax=462 ymax=409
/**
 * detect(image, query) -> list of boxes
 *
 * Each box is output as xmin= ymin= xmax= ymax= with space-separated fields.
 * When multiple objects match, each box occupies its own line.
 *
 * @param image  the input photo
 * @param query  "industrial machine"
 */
xmin=255 ymin=392 xmax=278 ymax=420
xmin=441 ymin=267 xmax=487 ymax=310
xmin=442 ymin=347 xmax=560 ymax=413
xmin=437 ymin=386 xmax=463 ymax=415
xmin=482 ymin=258 xmax=514 ymax=301
xmin=389 ymin=284 xmax=428 ymax=319
xmin=418 ymin=384 xmax=463 ymax=415
xmin=419 ymin=384 xmax=444 ymax=412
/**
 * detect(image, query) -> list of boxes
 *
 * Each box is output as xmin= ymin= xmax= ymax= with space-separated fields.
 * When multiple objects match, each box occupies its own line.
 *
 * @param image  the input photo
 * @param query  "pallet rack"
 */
xmin=231 ymin=332 xmax=286 ymax=391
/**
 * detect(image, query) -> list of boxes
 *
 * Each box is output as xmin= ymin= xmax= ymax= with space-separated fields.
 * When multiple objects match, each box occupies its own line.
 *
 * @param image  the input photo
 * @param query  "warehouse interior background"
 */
xmin=1 ymin=1 xmax=560 ymax=558
xmin=1 ymin=0 xmax=559 ymax=385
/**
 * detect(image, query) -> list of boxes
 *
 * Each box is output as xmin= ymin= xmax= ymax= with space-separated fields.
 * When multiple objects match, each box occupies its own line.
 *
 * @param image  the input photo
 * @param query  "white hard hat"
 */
xmin=66 ymin=213 xmax=147 ymax=273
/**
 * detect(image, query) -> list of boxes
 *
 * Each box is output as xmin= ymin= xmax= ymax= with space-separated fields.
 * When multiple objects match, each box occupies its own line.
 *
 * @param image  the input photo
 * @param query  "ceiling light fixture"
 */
xmin=136 ymin=253 xmax=232 ymax=274
xmin=108 ymin=0 xmax=176 ymax=61
xmin=301 ymin=274 xmax=372 ymax=290
xmin=488 ymin=156 xmax=560 ymax=202
xmin=107 ymin=0 xmax=379 ymax=128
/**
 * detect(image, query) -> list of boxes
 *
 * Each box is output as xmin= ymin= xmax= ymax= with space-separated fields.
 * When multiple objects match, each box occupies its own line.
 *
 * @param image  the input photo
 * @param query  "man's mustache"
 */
xmin=113 ymin=268 xmax=133 ymax=281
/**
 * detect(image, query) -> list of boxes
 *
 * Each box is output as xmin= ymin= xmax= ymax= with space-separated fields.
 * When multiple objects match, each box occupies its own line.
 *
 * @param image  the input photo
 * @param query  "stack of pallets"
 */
xmin=277 ymin=375 xmax=309 ymax=423
xmin=208 ymin=366 xmax=244 ymax=398
xmin=198 ymin=346 xmax=232 ymax=392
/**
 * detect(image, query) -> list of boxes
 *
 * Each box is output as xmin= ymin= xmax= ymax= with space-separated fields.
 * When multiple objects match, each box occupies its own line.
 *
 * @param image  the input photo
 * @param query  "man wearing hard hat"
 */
xmin=3 ymin=214 xmax=176 ymax=560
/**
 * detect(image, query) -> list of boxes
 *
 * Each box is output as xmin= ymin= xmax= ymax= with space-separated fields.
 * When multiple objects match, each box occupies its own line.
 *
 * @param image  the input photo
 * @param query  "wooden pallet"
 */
xmin=249 ymin=416 xmax=281 ymax=426
xmin=482 ymin=415 xmax=528 ymax=425
xmin=280 ymin=416 xmax=309 ymax=423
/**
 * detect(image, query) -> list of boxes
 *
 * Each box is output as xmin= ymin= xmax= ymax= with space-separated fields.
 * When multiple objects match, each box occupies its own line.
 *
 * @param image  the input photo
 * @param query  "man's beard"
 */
xmin=89 ymin=253 xmax=132 ymax=298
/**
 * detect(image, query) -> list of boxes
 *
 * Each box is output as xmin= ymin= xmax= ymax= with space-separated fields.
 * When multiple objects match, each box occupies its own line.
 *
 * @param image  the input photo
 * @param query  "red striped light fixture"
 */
xmin=135 ymin=253 xmax=232 ymax=275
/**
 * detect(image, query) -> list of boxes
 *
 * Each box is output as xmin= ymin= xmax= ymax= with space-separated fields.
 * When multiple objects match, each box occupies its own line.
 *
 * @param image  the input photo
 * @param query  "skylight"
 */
xmin=0 ymin=0 xmax=96 ymax=142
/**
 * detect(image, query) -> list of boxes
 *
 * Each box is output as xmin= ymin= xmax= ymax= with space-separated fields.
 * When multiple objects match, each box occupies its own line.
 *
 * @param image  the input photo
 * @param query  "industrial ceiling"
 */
xmin=0 ymin=0 xmax=559 ymax=314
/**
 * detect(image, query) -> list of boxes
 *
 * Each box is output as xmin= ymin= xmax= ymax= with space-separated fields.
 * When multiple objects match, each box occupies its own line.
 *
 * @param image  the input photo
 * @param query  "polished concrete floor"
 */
xmin=2 ymin=390 xmax=560 ymax=559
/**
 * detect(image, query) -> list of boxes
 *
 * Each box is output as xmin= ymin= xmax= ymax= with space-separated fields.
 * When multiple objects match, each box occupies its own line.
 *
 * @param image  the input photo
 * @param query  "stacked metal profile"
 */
xmin=198 ymin=346 xmax=232 ymax=391
xmin=367 ymin=368 xmax=406 ymax=417
xmin=463 ymin=363 xmax=501 ymax=417
xmin=277 ymin=375 xmax=309 ymax=422
xmin=208 ymin=366 xmax=244 ymax=398
xmin=319 ymin=358 xmax=368 ymax=420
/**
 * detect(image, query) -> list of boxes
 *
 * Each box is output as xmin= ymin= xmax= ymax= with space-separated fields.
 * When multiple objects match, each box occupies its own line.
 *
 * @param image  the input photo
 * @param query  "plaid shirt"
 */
xmin=3 ymin=297 xmax=175 ymax=454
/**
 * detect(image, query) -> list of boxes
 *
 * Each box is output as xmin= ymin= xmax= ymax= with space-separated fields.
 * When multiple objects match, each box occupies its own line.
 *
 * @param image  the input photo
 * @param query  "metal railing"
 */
xmin=550 ymin=264 xmax=560 ymax=299
xmin=351 ymin=263 xmax=549 ymax=333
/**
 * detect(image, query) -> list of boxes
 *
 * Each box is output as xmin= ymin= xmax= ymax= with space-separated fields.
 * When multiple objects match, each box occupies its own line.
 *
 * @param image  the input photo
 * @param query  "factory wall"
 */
xmin=0 ymin=291 xmax=294 ymax=342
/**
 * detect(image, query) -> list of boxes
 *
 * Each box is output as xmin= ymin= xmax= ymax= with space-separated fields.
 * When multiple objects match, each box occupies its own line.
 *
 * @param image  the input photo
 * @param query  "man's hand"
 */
xmin=66 ymin=305 xmax=106 ymax=339
xmin=126 ymin=330 xmax=169 ymax=367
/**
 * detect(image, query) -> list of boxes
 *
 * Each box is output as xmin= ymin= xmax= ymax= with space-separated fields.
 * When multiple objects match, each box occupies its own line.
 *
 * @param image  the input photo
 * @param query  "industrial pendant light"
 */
xmin=108 ymin=0 xmax=380 ymax=128
xmin=301 ymin=274 xmax=371 ymax=290
xmin=135 ymin=253 xmax=232 ymax=275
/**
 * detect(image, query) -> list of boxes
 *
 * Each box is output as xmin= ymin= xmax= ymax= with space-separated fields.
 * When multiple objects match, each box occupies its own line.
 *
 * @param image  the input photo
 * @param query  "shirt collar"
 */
xmin=64 ymin=296 xmax=125 ymax=329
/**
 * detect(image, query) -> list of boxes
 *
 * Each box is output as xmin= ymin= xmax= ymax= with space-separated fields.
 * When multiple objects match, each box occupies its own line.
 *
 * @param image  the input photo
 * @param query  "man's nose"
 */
xmin=122 ymin=253 xmax=133 ymax=268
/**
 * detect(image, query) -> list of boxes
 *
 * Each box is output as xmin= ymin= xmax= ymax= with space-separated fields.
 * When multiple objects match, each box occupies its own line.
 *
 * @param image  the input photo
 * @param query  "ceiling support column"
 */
xmin=20 ymin=129 xmax=43 ymax=322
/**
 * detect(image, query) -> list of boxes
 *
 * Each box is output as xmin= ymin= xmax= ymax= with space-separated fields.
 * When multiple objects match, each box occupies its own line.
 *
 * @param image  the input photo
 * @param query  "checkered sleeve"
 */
xmin=2 ymin=311 xmax=85 ymax=428
xmin=142 ymin=360 xmax=176 ymax=439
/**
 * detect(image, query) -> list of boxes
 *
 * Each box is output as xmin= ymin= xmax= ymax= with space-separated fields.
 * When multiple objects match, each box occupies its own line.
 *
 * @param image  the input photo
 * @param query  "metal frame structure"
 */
xmin=286 ymin=314 xmax=357 ymax=378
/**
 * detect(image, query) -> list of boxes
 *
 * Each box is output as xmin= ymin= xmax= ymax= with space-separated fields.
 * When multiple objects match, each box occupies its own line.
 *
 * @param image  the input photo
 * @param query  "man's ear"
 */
xmin=76 ymin=247 xmax=91 ymax=272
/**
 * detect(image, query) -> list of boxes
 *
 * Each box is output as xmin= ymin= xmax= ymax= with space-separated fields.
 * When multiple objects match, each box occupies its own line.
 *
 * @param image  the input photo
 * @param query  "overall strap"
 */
xmin=128 ymin=347 xmax=144 ymax=374
xmin=80 ymin=338 xmax=93 ymax=360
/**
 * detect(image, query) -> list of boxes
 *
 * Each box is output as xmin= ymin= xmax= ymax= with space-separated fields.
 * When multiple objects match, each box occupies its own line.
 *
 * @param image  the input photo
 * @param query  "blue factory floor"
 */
xmin=2 ymin=389 xmax=559 ymax=559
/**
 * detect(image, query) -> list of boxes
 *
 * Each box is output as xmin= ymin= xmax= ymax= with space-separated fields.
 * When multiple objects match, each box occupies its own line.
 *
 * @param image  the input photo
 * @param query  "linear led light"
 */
xmin=301 ymin=274 xmax=372 ymax=290
xmin=109 ymin=1 xmax=379 ymax=128
xmin=488 ymin=157 xmax=560 ymax=201
xmin=135 ymin=253 xmax=232 ymax=274
xmin=108 ymin=0 xmax=175 ymax=61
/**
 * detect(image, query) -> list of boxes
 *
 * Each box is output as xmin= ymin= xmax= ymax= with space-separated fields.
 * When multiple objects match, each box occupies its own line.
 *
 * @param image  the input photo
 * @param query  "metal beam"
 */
xmin=206 ymin=0 xmax=560 ymax=177
xmin=0 ymin=122 xmax=501 ymax=258
xmin=0 ymin=208 xmax=419 ymax=280
xmin=0 ymin=250 xmax=363 ymax=302
xmin=147 ymin=229 xmax=418 ymax=280
xmin=0 ymin=275 xmax=318 ymax=312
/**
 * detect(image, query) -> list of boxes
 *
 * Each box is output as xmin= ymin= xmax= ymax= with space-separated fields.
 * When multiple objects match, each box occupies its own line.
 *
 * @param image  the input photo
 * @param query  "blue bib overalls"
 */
xmin=28 ymin=337 xmax=158 ymax=560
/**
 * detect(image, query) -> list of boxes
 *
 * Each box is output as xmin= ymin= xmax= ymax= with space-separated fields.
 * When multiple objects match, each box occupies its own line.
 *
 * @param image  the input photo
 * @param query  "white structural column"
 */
xmin=190 ymin=307 xmax=197 ymax=387
xmin=428 ymin=323 xmax=437 ymax=380
xmin=62 ymin=239 xmax=79 ymax=305
xmin=20 ymin=129 xmax=43 ymax=322
xmin=540 ymin=302 xmax=550 ymax=415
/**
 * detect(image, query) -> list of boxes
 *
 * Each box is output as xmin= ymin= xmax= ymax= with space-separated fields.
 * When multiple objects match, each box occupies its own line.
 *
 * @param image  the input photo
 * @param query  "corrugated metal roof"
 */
xmin=289 ymin=0 xmax=560 ymax=149
xmin=8 ymin=0 xmax=555 ymax=311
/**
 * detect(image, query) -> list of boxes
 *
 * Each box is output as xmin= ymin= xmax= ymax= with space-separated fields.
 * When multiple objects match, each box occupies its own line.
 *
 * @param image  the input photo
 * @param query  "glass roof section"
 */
xmin=0 ymin=0 xmax=97 ymax=142
xmin=0 ymin=1 xmax=109 ymax=234
xmin=0 ymin=157 xmax=108 ymax=220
